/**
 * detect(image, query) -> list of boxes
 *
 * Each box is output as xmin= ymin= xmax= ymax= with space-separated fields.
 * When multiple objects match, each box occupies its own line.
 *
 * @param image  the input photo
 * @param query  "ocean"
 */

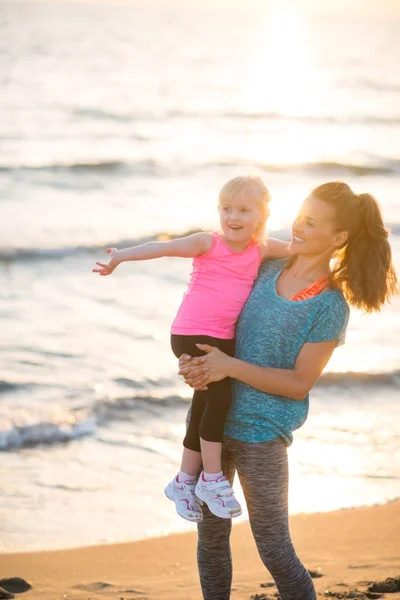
xmin=1 ymin=2 xmax=399 ymax=552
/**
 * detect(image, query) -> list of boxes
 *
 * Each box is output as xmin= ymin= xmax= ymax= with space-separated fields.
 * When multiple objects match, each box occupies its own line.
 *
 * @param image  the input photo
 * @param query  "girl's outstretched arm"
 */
xmin=92 ymin=232 xmax=212 ymax=276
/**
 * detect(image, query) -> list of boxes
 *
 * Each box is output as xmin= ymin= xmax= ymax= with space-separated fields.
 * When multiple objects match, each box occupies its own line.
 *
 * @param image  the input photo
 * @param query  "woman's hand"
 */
xmin=92 ymin=248 xmax=121 ymax=276
xmin=178 ymin=344 xmax=233 ymax=390
xmin=178 ymin=354 xmax=208 ymax=390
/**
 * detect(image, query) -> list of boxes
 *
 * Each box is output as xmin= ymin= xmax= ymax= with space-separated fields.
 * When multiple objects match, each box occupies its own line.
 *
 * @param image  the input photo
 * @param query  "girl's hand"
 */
xmin=178 ymin=345 xmax=233 ymax=390
xmin=92 ymin=248 xmax=121 ymax=276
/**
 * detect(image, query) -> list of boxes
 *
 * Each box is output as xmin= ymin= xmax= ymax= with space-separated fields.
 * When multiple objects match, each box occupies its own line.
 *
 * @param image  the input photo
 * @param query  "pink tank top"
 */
xmin=171 ymin=233 xmax=262 ymax=339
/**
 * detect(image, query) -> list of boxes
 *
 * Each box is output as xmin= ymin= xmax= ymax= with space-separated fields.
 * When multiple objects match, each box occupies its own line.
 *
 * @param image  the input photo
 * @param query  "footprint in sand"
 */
xmin=73 ymin=582 xmax=113 ymax=592
xmin=307 ymin=569 xmax=324 ymax=579
xmin=348 ymin=565 xmax=378 ymax=570
xmin=324 ymin=590 xmax=384 ymax=598
xmin=73 ymin=582 xmax=148 ymax=598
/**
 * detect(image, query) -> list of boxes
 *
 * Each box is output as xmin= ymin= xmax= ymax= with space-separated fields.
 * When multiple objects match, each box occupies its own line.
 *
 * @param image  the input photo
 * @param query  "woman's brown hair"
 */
xmin=313 ymin=181 xmax=398 ymax=312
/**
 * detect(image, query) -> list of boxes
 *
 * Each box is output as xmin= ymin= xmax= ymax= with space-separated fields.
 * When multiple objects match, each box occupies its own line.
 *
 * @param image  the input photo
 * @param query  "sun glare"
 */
xmin=238 ymin=5 xmax=323 ymax=226
xmin=242 ymin=6 xmax=319 ymax=119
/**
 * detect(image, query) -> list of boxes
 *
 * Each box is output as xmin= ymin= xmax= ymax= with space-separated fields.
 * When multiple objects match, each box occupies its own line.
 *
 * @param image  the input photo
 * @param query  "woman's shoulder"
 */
xmin=321 ymin=286 xmax=349 ymax=311
xmin=259 ymin=257 xmax=287 ymax=275
xmin=317 ymin=288 xmax=350 ymax=330
xmin=308 ymin=288 xmax=350 ymax=346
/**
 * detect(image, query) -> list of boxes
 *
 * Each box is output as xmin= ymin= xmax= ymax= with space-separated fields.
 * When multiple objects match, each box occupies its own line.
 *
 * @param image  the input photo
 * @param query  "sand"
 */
xmin=1 ymin=500 xmax=399 ymax=600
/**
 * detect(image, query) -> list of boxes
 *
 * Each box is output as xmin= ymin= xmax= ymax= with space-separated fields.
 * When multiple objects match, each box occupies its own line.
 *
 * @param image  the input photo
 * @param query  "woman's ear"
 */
xmin=333 ymin=230 xmax=348 ymax=247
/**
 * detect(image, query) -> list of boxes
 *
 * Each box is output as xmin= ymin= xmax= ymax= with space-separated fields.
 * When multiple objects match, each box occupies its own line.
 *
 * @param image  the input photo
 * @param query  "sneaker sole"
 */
xmin=195 ymin=484 xmax=242 ymax=520
xmin=164 ymin=483 xmax=203 ymax=523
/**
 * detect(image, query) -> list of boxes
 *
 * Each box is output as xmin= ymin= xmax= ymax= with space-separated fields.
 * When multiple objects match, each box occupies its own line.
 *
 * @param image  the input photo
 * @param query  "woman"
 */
xmin=178 ymin=181 xmax=397 ymax=600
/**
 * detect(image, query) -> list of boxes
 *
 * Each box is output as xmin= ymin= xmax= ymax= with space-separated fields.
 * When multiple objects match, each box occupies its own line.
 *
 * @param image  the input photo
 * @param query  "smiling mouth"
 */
xmin=292 ymin=233 xmax=305 ymax=242
xmin=229 ymin=225 xmax=243 ymax=230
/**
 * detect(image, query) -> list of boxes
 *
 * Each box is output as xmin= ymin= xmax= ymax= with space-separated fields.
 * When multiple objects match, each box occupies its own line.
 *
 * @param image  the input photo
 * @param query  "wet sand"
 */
xmin=1 ymin=500 xmax=399 ymax=600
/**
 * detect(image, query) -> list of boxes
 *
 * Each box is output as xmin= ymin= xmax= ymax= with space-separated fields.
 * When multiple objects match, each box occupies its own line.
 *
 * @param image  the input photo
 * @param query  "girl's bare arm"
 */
xmin=93 ymin=232 xmax=212 ymax=275
xmin=260 ymin=238 xmax=290 ymax=260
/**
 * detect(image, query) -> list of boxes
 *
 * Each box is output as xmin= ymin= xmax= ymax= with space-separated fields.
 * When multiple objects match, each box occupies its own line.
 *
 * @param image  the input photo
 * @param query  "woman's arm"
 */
xmin=93 ymin=232 xmax=212 ymax=276
xmin=179 ymin=339 xmax=338 ymax=401
xmin=260 ymin=238 xmax=290 ymax=260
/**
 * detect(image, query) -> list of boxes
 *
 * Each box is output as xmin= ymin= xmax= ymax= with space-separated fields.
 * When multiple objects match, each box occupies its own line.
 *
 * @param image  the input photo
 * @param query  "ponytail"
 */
xmin=313 ymin=182 xmax=398 ymax=312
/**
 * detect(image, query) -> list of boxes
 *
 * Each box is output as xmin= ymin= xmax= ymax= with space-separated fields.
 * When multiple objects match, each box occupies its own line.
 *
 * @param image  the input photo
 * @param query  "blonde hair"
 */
xmin=218 ymin=175 xmax=271 ymax=243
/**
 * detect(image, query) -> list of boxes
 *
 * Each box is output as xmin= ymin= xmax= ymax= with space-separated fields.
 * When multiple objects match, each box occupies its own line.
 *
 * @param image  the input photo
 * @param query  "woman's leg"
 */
xmin=227 ymin=436 xmax=316 ymax=600
xmin=196 ymin=440 xmax=236 ymax=600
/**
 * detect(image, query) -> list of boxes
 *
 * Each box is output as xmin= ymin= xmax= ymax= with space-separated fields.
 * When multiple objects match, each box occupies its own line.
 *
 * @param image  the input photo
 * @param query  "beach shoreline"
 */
xmin=1 ymin=500 xmax=399 ymax=600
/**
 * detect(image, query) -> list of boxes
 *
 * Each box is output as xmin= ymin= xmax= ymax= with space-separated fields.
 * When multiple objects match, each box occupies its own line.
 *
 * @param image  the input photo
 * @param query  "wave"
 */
xmin=1 ymin=370 xmax=398 ymax=451
xmin=73 ymin=107 xmax=138 ymax=122
xmin=1 ymin=158 xmax=400 ymax=178
xmin=226 ymin=111 xmax=400 ymax=126
xmin=0 ymin=159 xmax=163 ymax=175
xmin=0 ymin=230 xmax=201 ymax=263
xmin=0 ymin=380 xmax=20 ymax=393
xmin=2 ymin=222 xmax=400 ymax=264
xmin=71 ymin=106 xmax=400 ymax=126
xmin=357 ymin=78 xmax=400 ymax=94
xmin=0 ymin=414 xmax=97 ymax=451
xmin=256 ymin=160 xmax=400 ymax=176
xmin=316 ymin=370 xmax=400 ymax=387
xmin=0 ymin=394 xmax=187 ymax=451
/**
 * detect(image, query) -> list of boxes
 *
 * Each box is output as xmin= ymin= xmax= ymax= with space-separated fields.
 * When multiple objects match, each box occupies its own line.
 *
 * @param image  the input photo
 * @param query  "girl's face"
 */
xmin=219 ymin=190 xmax=265 ymax=245
xmin=290 ymin=195 xmax=347 ymax=256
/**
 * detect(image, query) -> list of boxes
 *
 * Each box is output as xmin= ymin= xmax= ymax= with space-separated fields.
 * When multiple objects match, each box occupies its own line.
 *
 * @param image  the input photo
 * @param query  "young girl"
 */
xmin=92 ymin=176 xmax=289 ymax=523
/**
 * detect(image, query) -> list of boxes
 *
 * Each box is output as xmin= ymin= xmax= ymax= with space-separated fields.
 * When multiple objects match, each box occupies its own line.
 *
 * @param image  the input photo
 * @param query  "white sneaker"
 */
xmin=164 ymin=474 xmax=203 ymax=522
xmin=195 ymin=472 xmax=242 ymax=519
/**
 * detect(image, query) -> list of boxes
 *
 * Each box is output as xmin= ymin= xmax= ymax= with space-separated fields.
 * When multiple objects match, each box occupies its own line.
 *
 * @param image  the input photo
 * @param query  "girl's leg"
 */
xmin=198 ymin=337 xmax=235 ymax=474
xmin=227 ymin=436 xmax=316 ymax=600
xmin=171 ymin=336 xmax=239 ymax=519
xmin=180 ymin=447 xmax=202 ymax=476
xmin=171 ymin=334 xmax=206 ymax=454
xmin=194 ymin=366 xmax=241 ymax=518
xmin=197 ymin=440 xmax=236 ymax=600
xmin=199 ymin=439 xmax=222 ymax=473
xmin=199 ymin=375 xmax=232 ymax=447
xmin=183 ymin=389 xmax=205 ymax=453
xmin=171 ymin=334 xmax=235 ymax=465
xmin=198 ymin=375 xmax=231 ymax=474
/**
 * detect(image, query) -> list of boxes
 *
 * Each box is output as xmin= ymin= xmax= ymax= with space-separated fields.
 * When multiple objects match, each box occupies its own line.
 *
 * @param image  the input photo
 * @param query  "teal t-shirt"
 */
xmin=224 ymin=259 xmax=350 ymax=446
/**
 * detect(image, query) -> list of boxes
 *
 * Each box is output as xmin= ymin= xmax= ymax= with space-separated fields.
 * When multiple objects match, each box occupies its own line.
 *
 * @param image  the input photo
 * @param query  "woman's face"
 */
xmin=290 ymin=194 xmax=346 ymax=256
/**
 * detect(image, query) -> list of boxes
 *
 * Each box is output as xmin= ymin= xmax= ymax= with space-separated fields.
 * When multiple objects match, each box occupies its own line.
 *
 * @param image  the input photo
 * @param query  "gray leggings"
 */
xmin=197 ymin=435 xmax=316 ymax=600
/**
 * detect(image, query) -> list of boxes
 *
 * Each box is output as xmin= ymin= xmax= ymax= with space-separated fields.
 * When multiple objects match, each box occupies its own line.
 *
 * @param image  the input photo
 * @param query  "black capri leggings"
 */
xmin=171 ymin=334 xmax=235 ymax=452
